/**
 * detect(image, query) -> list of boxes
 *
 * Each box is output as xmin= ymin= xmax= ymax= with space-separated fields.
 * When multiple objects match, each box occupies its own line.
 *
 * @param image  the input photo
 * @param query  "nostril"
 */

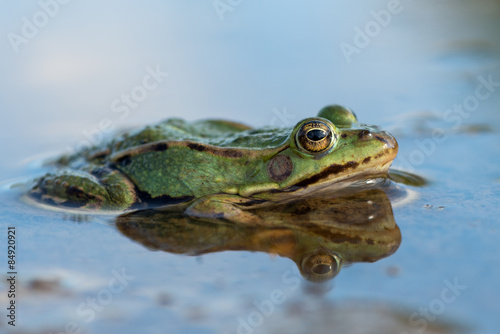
xmin=358 ymin=130 xmax=372 ymax=140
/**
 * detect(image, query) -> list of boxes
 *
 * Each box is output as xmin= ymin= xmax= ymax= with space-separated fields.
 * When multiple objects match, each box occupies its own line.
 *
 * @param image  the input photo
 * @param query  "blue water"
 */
xmin=1 ymin=1 xmax=500 ymax=333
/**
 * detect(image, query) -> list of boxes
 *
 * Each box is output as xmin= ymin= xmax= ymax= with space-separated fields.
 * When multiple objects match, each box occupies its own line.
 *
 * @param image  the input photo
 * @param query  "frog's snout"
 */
xmin=357 ymin=127 xmax=398 ymax=152
xmin=379 ymin=130 xmax=398 ymax=151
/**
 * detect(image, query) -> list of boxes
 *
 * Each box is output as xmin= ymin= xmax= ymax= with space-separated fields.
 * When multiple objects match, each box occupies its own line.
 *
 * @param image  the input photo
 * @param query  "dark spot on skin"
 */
xmin=366 ymin=239 xmax=374 ymax=245
xmin=341 ymin=133 xmax=347 ymax=139
xmin=375 ymin=135 xmax=389 ymax=145
xmin=362 ymin=157 xmax=371 ymax=164
xmin=116 ymin=155 xmax=132 ymax=167
xmin=267 ymin=155 xmax=293 ymax=182
xmin=187 ymin=142 xmax=208 ymax=152
xmin=295 ymin=161 xmax=359 ymax=187
xmin=152 ymin=142 xmax=169 ymax=151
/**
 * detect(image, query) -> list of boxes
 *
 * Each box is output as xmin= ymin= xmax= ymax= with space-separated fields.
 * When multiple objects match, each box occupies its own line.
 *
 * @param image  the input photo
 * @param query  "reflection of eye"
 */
xmin=301 ymin=250 xmax=342 ymax=282
xmin=296 ymin=120 xmax=337 ymax=154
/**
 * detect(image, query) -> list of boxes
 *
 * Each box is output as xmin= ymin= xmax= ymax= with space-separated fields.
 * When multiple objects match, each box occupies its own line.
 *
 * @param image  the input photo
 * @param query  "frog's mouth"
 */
xmin=294 ymin=156 xmax=396 ymax=196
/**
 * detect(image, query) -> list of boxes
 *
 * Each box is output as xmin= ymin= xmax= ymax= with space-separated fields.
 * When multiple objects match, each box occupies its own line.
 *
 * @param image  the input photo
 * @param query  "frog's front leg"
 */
xmin=29 ymin=167 xmax=137 ymax=210
xmin=185 ymin=194 xmax=266 ymax=225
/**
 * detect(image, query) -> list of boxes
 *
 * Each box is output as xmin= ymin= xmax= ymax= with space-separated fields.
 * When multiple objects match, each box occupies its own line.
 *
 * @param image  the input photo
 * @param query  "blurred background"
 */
xmin=1 ymin=1 xmax=500 ymax=333
xmin=2 ymin=1 xmax=499 ymax=166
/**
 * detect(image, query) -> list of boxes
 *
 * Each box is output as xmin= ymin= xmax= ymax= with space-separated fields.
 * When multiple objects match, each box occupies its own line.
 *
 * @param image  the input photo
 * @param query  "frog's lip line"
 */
xmin=296 ymin=162 xmax=393 ymax=196
xmin=291 ymin=146 xmax=397 ymax=190
xmin=254 ymin=150 xmax=397 ymax=201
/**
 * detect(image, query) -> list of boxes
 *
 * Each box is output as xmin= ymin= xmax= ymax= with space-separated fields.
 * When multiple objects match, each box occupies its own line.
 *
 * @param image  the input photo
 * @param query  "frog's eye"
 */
xmin=300 ymin=250 xmax=343 ymax=282
xmin=317 ymin=105 xmax=358 ymax=127
xmin=295 ymin=120 xmax=337 ymax=154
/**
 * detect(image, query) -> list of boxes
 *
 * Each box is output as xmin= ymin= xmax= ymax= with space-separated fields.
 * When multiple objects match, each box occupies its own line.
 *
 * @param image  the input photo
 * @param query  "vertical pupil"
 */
xmin=307 ymin=129 xmax=327 ymax=141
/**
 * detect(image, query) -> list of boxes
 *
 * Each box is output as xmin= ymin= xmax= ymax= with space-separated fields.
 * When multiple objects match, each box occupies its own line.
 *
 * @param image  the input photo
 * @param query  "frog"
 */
xmin=28 ymin=105 xmax=398 ymax=223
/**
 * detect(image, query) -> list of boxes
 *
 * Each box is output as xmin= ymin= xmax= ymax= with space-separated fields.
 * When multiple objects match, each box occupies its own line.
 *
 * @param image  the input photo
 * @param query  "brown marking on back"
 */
xmin=111 ymin=140 xmax=246 ymax=162
xmin=362 ymin=156 xmax=371 ymax=164
xmin=152 ymin=142 xmax=169 ymax=151
xmin=186 ymin=142 xmax=243 ymax=158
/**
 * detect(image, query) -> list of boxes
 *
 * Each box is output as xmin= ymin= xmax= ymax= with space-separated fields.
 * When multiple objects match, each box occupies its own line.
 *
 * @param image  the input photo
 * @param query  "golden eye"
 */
xmin=295 ymin=120 xmax=337 ymax=154
xmin=300 ymin=250 xmax=343 ymax=282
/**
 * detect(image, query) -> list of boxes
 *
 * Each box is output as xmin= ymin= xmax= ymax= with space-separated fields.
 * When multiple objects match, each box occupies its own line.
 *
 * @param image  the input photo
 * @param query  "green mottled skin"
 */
xmin=29 ymin=105 xmax=398 ymax=221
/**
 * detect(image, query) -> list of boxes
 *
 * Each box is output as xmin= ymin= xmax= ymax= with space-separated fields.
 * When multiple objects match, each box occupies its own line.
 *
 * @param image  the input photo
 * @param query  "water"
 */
xmin=1 ymin=1 xmax=500 ymax=333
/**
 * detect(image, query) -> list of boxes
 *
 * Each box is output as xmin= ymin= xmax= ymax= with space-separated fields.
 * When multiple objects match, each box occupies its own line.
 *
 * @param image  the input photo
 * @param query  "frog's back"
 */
xmin=113 ymin=118 xmax=291 ymax=151
xmin=57 ymin=118 xmax=291 ymax=167
xmin=105 ymin=119 xmax=292 ymax=200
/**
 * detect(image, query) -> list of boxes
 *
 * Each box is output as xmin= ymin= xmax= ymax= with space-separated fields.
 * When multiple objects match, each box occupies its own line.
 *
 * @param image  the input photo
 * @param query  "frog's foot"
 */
xmin=185 ymin=194 xmax=266 ymax=225
xmin=388 ymin=168 xmax=428 ymax=187
xmin=29 ymin=167 xmax=137 ymax=211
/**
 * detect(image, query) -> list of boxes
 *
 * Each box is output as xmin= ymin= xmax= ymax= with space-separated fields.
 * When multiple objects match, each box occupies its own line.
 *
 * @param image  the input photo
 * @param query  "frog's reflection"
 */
xmin=115 ymin=188 xmax=401 ymax=282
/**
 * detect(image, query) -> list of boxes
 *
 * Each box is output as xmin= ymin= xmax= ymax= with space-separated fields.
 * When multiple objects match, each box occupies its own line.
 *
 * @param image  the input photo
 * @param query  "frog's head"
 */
xmin=254 ymin=105 xmax=398 ymax=197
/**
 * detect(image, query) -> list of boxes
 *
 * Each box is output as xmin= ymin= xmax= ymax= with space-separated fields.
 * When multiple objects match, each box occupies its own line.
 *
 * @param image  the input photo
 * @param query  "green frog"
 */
xmin=28 ymin=105 xmax=398 ymax=223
